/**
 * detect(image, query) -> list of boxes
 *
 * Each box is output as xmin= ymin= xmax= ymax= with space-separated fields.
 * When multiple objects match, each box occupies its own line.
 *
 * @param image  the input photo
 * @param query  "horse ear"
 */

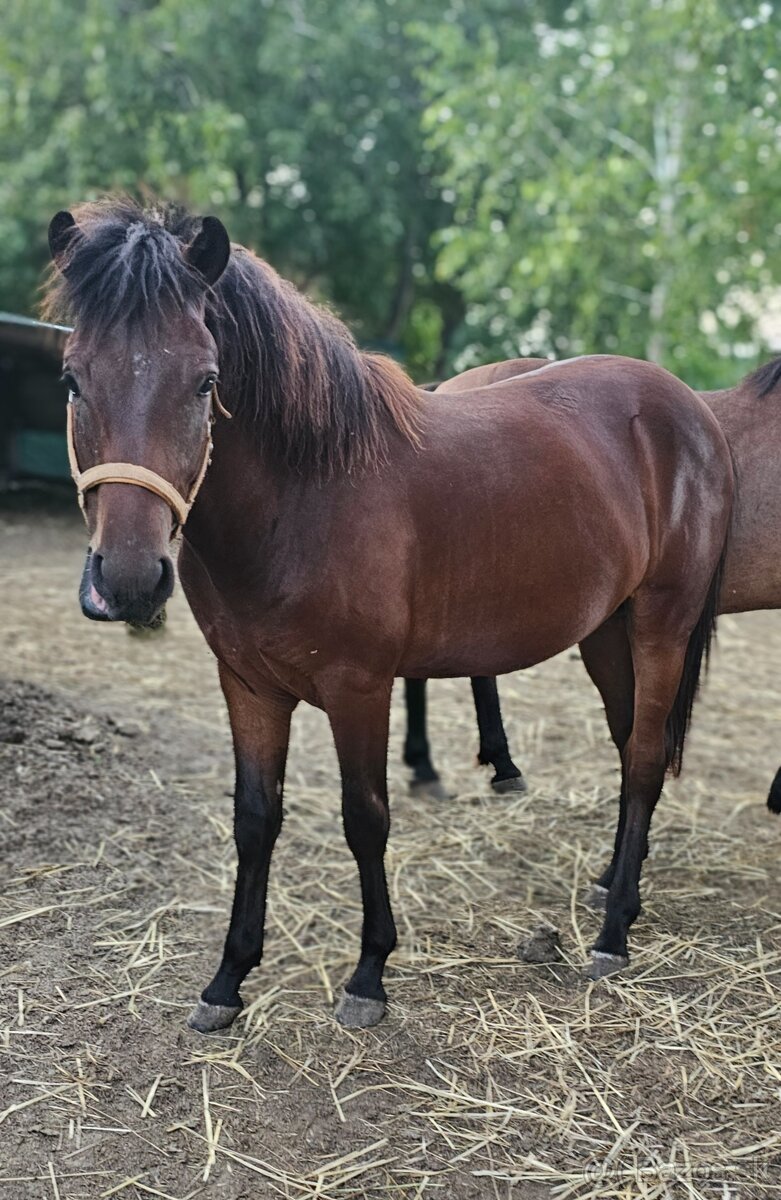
xmin=48 ymin=211 xmax=79 ymax=266
xmin=185 ymin=216 xmax=230 ymax=286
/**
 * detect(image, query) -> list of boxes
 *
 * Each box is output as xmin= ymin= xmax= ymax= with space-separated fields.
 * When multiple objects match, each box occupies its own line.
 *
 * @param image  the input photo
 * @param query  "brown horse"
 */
xmin=409 ymin=353 xmax=781 ymax=879
xmin=45 ymin=199 xmax=733 ymax=1032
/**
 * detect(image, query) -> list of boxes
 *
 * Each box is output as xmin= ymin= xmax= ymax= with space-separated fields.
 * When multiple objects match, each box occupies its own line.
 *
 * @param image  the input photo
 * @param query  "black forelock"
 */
xmin=42 ymin=197 xmax=207 ymax=334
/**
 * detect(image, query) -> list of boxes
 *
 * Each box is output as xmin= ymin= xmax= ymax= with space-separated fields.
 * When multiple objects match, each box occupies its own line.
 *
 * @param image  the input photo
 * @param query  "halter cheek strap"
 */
xmin=66 ymin=388 xmax=229 ymax=535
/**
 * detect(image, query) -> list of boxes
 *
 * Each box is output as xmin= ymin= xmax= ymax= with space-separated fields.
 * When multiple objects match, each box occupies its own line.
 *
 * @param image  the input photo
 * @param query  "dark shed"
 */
xmin=0 ymin=313 xmax=70 ymax=482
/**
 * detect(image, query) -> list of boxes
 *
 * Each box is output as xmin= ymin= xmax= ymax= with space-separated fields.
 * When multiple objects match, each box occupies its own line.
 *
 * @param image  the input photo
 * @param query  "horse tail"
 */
xmin=664 ymin=537 xmax=728 ymax=777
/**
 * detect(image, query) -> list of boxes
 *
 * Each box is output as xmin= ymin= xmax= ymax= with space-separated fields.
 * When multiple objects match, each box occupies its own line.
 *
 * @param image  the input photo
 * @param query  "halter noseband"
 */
xmin=66 ymin=387 xmax=231 ymax=534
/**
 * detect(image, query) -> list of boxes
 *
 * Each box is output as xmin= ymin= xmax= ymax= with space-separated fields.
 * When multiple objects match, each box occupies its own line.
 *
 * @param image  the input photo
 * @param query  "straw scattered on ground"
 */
xmin=1 ymin=500 xmax=780 ymax=1200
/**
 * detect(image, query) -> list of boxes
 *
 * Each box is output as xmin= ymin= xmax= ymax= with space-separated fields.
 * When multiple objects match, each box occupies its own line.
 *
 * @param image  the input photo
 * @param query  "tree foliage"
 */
xmin=0 ymin=0 xmax=778 ymax=384
xmin=421 ymin=0 xmax=781 ymax=385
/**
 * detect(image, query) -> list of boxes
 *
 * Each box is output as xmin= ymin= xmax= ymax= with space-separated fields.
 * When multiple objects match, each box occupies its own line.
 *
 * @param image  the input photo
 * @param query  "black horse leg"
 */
xmin=578 ymin=611 xmax=635 ymax=907
xmin=403 ymin=679 xmax=444 ymax=793
xmin=471 ymin=677 xmax=526 ymax=793
xmin=327 ymin=680 xmax=397 ymax=1027
xmin=768 ymin=768 xmax=781 ymax=814
xmin=189 ymin=665 xmax=296 ymax=1033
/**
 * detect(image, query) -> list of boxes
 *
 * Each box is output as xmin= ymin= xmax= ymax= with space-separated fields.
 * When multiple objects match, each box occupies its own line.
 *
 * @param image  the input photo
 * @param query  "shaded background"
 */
xmin=1 ymin=0 xmax=779 ymax=385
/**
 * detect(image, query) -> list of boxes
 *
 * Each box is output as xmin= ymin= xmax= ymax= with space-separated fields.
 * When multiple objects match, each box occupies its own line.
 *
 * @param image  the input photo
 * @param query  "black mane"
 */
xmin=745 ymin=356 xmax=781 ymax=398
xmin=43 ymin=197 xmax=421 ymax=477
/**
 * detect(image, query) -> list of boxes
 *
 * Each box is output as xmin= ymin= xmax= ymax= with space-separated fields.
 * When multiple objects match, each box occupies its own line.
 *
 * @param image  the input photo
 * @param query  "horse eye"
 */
xmin=196 ymin=374 xmax=217 ymax=397
xmin=61 ymin=372 xmax=81 ymax=399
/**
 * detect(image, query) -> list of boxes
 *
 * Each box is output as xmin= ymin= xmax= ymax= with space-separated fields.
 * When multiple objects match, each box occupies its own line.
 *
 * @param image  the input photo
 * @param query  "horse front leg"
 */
xmin=325 ymin=679 xmax=396 ymax=1028
xmin=470 ymin=677 xmax=525 ymax=793
xmin=189 ymin=665 xmax=296 ymax=1033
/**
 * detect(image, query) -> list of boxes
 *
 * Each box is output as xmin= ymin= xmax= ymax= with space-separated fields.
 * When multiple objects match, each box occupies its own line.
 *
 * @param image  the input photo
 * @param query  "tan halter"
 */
xmin=66 ymin=387 xmax=231 ymax=534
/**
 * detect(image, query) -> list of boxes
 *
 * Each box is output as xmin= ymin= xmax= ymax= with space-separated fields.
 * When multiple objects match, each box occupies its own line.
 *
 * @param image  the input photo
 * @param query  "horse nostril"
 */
xmin=158 ymin=557 xmax=173 ymax=597
xmin=90 ymin=552 xmax=106 ymax=594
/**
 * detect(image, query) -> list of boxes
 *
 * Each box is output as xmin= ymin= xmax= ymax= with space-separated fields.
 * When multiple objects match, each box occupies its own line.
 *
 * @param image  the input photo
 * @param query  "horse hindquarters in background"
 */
xmin=702 ymin=362 xmax=781 ymax=810
xmin=403 ymin=677 xmax=525 ymax=795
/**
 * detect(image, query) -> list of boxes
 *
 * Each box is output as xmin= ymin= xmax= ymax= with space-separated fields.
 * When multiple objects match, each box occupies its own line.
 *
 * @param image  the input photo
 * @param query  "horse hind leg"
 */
xmin=403 ymin=679 xmax=448 ymax=798
xmin=586 ymin=637 xmax=685 ymax=977
xmin=471 ymin=677 xmax=526 ymax=793
xmin=578 ymin=608 xmax=635 ymax=909
xmin=586 ymin=568 xmax=721 ymax=979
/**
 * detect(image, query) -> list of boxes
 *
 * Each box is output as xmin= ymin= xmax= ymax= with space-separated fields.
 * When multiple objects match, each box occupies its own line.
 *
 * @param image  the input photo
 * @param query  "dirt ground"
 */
xmin=1 ymin=496 xmax=780 ymax=1200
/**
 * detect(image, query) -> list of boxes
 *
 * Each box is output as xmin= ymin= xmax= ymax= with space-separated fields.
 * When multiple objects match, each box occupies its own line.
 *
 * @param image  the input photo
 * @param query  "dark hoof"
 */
xmin=767 ymin=768 xmax=781 ymax=814
xmin=582 ymin=951 xmax=629 ymax=981
xmin=334 ymin=988 xmax=386 ymax=1028
xmin=585 ymin=883 xmax=609 ymax=911
xmin=409 ymin=777 xmax=450 ymax=800
xmin=187 ymin=999 xmax=243 ymax=1033
xmin=491 ymin=774 xmax=527 ymax=795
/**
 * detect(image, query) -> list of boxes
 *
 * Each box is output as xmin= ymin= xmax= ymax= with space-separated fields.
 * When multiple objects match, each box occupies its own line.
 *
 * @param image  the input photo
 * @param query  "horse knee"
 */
xmin=342 ymin=787 xmax=389 ymax=853
xmin=234 ymin=796 xmax=281 ymax=857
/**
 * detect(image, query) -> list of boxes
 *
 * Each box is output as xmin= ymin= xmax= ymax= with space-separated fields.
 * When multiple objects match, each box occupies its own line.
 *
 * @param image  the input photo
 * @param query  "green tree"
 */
xmin=0 ymin=0 xmax=456 ymax=375
xmin=421 ymin=0 xmax=781 ymax=386
xmin=3 ymin=0 xmax=779 ymax=385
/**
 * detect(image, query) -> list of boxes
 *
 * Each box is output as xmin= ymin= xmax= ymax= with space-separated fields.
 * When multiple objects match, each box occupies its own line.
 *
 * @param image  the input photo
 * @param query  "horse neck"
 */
xmin=700 ymin=381 xmax=760 ymax=443
xmin=184 ymin=413 xmax=288 ymax=555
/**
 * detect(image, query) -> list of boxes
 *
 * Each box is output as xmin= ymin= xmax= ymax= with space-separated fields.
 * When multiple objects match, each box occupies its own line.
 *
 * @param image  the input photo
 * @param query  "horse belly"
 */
xmin=399 ymin=502 xmax=642 ymax=678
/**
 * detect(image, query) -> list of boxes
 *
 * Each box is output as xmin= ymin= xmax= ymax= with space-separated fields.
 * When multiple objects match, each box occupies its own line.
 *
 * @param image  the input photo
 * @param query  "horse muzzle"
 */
xmin=79 ymin=547 xmax=174 ymax=625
